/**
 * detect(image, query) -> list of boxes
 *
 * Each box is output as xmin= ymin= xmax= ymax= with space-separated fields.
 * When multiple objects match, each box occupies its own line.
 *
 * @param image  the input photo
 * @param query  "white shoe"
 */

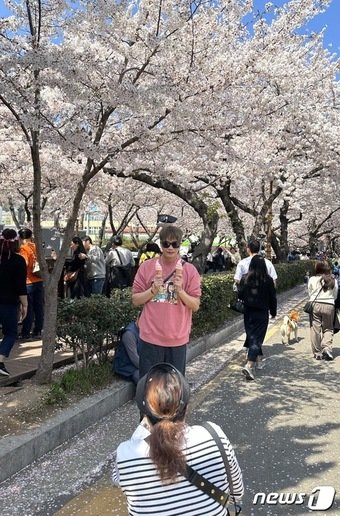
xmin=256 ymin=359 xmax=265 ymax=370
xmin=242 ymin=365 xmax=255 ymax=380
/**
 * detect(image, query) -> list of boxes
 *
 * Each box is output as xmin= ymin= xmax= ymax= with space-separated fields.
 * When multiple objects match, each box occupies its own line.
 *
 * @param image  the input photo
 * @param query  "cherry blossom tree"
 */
xmin=0 ymin=0 xmax=339 ymax=383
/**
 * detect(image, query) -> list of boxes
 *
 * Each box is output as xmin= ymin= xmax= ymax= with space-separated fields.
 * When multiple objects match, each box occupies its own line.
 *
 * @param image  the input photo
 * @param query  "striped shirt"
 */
xmin=112 ymin=422 xmax=244 ymax=515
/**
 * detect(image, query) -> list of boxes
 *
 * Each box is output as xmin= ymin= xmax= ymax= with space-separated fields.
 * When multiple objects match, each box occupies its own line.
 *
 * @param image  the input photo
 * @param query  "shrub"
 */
xmin=191 ymin=272 xmax=236 ymax=337
xmin=275 ymin=260 xmax=315 ymax=292
xmin=45 ymin=383 xmax=67 ymax=405
xmin=60 ymin=362 xmax=113 ymax=394
xmin=56 ymin=261 xmax=311 ymax=366
xmin=56 ymin=291 xmax=139 ymax=368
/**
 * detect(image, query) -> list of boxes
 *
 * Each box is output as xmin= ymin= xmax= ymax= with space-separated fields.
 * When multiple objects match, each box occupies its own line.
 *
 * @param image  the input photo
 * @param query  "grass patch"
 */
xmin=45 ymin=362 xmax=113 ymax=406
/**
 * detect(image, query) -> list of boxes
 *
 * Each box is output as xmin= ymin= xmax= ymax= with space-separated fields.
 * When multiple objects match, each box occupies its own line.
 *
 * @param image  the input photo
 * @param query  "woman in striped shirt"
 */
xmin=112 ymin=363 xmax=244 ymax=515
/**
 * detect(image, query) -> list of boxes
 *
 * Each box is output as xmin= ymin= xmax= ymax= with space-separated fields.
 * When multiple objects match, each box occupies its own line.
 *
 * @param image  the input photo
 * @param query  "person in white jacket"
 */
xmin=308 ymin=261 xmax=338 ymax=360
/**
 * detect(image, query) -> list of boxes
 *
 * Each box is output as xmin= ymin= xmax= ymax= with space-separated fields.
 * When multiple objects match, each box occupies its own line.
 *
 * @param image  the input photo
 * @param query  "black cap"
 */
xmin=136 ymin=363 xmax=190 ymax=423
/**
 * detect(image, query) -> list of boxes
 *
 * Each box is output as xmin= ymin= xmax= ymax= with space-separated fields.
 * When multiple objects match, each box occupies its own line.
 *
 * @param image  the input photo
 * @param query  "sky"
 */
xmin=253 ymin=0 xmax=340 ymax=57
xmin=0 ymin=0 xmax=339 ymax=57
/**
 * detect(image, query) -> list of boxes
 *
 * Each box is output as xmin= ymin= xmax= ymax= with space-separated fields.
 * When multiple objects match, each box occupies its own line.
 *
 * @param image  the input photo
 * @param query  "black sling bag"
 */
xmin=183 ymin=422 xmax=242 ymax=515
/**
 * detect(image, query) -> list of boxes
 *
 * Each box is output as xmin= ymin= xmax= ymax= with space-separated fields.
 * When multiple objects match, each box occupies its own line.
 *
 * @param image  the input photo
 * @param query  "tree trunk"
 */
xmin=270 ymin=232 xmax=283 ymax=262
xmin=217 ymin=182 xmax=247 ymax=258
xmin=34 ymin=277 xmax=59 ymax=383
xmin=191 ymin=211 xmax=219 ymax=272
xmin=279 ymin=200 xmax=289 ymax=259
xmin=309 ymin=234 xmax=319 ymax=258
xmin=98 ymin=212 xmax=108 ymax=247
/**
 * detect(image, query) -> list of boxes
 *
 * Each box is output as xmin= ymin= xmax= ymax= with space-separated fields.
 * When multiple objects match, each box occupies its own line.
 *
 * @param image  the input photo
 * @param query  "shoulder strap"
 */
xmin=312 ymin=286 xmax=323 ymax=306
xmin=183 ymin=462 xmax=229 ymax=509
xmin=182 ymin=421 xmax=242 ymax=513
xmin=201 ymin=422 xmax=235 ymax=496
xmin=115 ymin=249 xmax=123 ymax=265
xmin=163 ymin=260 xmax=186 ymax=284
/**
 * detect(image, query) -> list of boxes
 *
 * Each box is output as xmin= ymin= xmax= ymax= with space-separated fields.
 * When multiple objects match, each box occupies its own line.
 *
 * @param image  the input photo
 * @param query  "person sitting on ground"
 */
xmin=113 ymin=318 xmax=140 ymax=385
xmin=112 ymin=363 xmax=244 ymax=515
xmin=0 ymin=229 xmax=27 ymax=377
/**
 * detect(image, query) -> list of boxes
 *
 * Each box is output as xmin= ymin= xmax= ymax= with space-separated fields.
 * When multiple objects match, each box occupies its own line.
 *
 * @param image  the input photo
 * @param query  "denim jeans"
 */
xmin=0 ymin=304 xmax=18 ymax=357
xmin=22 ymin=281 xmax=44 ymax=336
xmin=88 ymin=278 xmax=105 ymax=295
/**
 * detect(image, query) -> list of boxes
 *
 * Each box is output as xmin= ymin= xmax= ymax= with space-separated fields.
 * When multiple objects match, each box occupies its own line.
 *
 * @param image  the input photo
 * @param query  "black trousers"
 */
xmin=139 ymin=340 xmax=187 ymax=378
xmin=243 ymin=309 xmax=269 ymax=362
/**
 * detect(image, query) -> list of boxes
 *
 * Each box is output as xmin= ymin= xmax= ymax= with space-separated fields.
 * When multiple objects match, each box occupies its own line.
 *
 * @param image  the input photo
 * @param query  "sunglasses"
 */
xmin=161 ymin=240 xmax=180 ymax=249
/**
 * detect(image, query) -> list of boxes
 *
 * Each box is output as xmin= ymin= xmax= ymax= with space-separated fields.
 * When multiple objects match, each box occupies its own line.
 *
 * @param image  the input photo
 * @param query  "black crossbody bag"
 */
xmin=183 ymin=422 xmax=242 ymax=515
xmin=303 ymin=286 xmax=323 ymax=314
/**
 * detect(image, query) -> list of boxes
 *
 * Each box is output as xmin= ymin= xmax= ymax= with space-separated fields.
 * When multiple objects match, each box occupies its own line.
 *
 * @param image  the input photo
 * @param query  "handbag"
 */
xmin=303 ymin=287 xmax=323 ymax=314
xmin=32 ymin=260 xmax=42 ymax=278
xmin=64 ymin=270 xmax=79 ymax=283
xmin=183 ymin=422 xmax=242 ymax=515
xmin=303 ymin=301 xmax=313 ymax=314
xmin=229 ymin=297 xmax=245 ymax=314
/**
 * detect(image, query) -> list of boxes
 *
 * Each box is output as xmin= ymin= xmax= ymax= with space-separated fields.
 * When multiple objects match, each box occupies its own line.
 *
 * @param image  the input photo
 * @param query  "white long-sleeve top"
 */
xmin=308 ymin=275 xmax=338 ymax=305
xmin=112 ymin=421 xmax=244 ymax=516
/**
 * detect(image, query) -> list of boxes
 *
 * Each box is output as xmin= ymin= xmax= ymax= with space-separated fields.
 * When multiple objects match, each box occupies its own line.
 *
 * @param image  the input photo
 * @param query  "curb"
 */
xmin=0 ymin=285 xmax=306 ymax=484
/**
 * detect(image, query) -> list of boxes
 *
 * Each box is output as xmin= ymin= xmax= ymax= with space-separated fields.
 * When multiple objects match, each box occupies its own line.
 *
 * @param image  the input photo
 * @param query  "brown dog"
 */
xmin=281 ymin=310 xmax=300 ymax=345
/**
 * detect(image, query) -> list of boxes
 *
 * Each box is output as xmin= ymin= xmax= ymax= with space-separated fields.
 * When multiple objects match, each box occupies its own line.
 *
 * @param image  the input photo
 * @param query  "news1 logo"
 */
xmin=308 ymin=486 xmax=336 ymax=511
xmin=253 ymin=486 xmax=336 ymax=510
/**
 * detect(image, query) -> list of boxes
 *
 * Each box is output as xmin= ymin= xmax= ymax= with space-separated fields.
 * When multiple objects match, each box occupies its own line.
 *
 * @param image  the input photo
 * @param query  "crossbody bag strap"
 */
xmin=201 ymin=422 xmax=235 ymax=496
xmin=115 ymin=249 xmax=123 ymax=265
xmin=311 ymin=286 xmax=323 ymax=307
xmin=201 ymin=422 xmax=242 ymax=516
xmin=163 ymin=260 xmax=186 ymax=284
xmin=183 ymin=463 xmax=229 ymax=509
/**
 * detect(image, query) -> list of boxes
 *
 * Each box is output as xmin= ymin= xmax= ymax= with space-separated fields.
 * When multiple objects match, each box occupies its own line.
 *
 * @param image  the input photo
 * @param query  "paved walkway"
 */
xmin=0 ymin=338 xmax=74 ymax=388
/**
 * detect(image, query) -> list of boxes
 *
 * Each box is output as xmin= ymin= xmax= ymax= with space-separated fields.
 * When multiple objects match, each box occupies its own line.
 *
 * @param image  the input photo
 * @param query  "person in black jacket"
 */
xmin=0 ymin=229 xmax=28 ymax=376
xmin=238 ymin=255 xmax=277 ymax=381
xmin=65 ymin=236 xmax=87 ymax=299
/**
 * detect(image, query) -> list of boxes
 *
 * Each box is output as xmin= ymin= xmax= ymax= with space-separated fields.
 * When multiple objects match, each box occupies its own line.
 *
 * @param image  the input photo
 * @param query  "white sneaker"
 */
xmin=256 ymin=359 xmax=266 ymax=370
xmin=242 ymin=365 xmax=255 ymax=380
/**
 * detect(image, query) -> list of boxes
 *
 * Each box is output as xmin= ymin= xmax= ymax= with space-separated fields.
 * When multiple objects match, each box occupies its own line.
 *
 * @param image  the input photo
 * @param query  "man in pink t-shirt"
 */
xmin=132 ymin=225 xmax=201 ymax=377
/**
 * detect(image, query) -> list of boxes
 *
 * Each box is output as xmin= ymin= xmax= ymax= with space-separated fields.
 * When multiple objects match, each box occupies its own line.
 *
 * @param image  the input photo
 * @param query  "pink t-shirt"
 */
xmin=132 ymin=257 xmax=201 ymax=347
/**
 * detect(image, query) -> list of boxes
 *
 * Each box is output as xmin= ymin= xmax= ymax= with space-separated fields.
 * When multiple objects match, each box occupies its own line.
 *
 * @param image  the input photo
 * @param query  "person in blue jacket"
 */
xmin=113 ymin=319 xmax=140 ymax=384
